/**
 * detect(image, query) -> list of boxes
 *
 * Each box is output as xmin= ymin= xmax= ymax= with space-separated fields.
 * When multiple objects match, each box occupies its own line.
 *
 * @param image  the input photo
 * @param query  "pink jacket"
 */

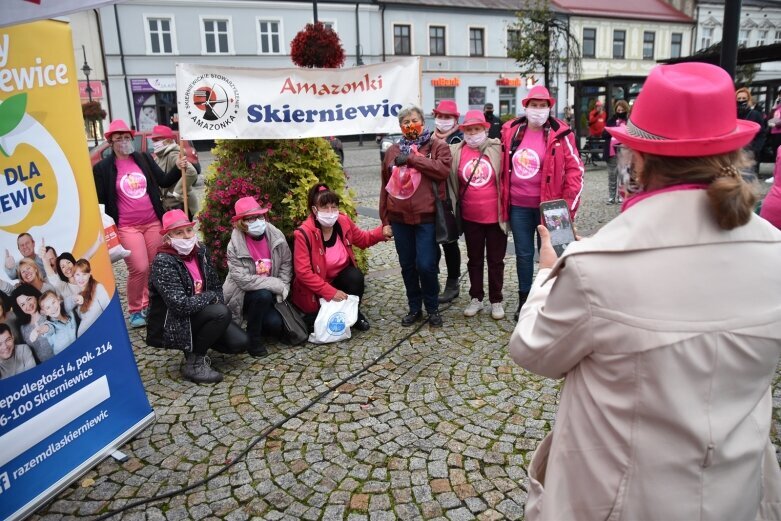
xmin=500 ymin=117 xmax=584 ymax=218
xmin=759 ymin=147 xmax=781 ymax=230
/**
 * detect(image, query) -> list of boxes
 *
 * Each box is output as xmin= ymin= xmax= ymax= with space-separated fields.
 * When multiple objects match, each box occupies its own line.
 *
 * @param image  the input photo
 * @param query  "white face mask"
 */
xmin=247 ymin=219 xmax=267 ymax=237
xmin=152 ymin=140 xmax=168 ymax=154
xmin=464 ymin=131 xmax=487 ymax=149
xmin=526 ymin=107 xmax=550 ymax=127
xmin=435 ymin=118 xmax=455 ymax=132
xmin=115 ymin=141 xmax=135 ymax=155
xmin=170 ymin=236 xmax=198 ymax=256
xmin=316 ymin=210 xmax=339 ymax=228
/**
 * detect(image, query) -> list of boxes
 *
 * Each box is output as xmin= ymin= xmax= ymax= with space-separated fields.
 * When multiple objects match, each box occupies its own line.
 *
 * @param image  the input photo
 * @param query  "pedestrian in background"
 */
xmin=587 ymin=100 xmax=606 ymax=161
xmin=380 ymin=105 xmax=452 ymax=328
xmin=500 ymin=86 xmax=583 ymax=320
xmin=448 ymin=110 xmax=507 ymax=320
xmin=150 ymin=124 xmax=199 ymax=218
xmin=603 ymin=100 xmax=630 ymax=204
xmin=484 ymin=103 xmax=502 ymax=140
xmin=431 ymin=100 xmax=463 ymax=304
xmin=510 ymin=62 xmax=781 ymax=521
xmin=736 ymin=87 xmax=766 ymax=174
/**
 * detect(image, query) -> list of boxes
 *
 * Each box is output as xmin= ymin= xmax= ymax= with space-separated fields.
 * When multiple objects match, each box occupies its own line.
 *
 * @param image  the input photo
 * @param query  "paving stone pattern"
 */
xmin=32 ymin=144 xmax=780 ymax=520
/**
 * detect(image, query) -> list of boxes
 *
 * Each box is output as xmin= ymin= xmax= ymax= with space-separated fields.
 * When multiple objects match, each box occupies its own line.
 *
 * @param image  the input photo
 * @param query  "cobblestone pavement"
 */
xmin=33 ymin=142 xmax=779 ymax=520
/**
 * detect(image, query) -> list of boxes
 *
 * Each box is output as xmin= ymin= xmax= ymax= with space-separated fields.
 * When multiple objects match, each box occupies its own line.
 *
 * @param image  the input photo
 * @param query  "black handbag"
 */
xmin=432 ymin=180 xmax=459 ymax=244
xmin=274 ymin=300 xmax=308 ymax=346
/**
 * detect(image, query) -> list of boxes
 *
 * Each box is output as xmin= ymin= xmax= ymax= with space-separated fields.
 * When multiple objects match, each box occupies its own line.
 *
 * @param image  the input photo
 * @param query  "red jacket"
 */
xmin=500 ymin=116 xmax=584 ymax=218
xmin=588 ymin=108 xmax=606 ymax=136
xmin=291 ymin=214 xmax=384 ymax=313
xmin=380 ymin=137 xmax=452 ymax=225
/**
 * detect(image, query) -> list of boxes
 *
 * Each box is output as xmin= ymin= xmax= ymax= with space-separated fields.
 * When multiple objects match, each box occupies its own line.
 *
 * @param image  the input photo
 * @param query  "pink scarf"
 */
xmin=621 ymin=183 xmax=708 ymax=213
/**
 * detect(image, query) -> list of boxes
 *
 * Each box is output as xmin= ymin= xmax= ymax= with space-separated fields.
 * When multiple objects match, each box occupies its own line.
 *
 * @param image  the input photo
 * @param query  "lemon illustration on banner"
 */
xmin=0 ymin=92 xmax=79 ymax=250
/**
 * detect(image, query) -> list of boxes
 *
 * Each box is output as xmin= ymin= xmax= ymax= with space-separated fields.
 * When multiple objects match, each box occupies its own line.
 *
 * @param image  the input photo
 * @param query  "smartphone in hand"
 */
xmin=539 ymin=199 xmax=576 ymax=257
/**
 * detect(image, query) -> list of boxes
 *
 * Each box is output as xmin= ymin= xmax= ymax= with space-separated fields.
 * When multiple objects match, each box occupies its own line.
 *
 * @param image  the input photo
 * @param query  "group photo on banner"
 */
xmin=0 ymin=20 xmax=153 ymax=521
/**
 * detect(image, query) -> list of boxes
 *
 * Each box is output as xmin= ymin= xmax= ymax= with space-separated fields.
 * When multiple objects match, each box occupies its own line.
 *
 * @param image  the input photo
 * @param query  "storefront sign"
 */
xmin=431 ymin=77 xmax=460 ymax=87
xmin=176 ymin=57 xmax=421 ymax=139
xmin=78 ymin=80 xmax=103 ymax=99
xmin=497 ymin=77 xmax=523 ymax=87
xmin=0 ymin=20 xmax=154 ymax=521
xmin=130 ymin=77 xmax=177 ymax=93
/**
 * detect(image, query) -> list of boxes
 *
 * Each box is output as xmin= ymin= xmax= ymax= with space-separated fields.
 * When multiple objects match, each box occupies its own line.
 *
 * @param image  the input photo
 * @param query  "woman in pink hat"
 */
xmin=292 ymin=184 xmax=391 ymax=332
xmin=150 ymin=124 xmax=199 ymax=218
xmin=446 ymin=110 xmax=507 ymax=320
xmin=223 ymin=197 xmax=292 ymax=357
xmin=509 ymin=63 xmax=781 ymax=520
xmin=92 ymin=119 xmax=189 ymax=329
xmin=431 ymin=100 xmax=464 ymax=304
xmin=147 ymin=210 xmax=249 ymax=384
xmin=500 ymin=85 xmax=583 ymax=320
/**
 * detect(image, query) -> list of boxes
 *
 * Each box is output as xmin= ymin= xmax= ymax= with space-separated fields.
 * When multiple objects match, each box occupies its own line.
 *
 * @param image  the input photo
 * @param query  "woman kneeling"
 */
xmin=147 ymin=210 xmax=249 ymax=384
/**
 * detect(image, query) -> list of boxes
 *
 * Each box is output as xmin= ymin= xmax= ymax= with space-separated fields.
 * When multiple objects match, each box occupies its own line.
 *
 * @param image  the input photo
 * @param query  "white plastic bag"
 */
xmin=99 ymin=204 xmax=131 ymax=263
xmin=308 ymin=295 xmax=359 ymax=344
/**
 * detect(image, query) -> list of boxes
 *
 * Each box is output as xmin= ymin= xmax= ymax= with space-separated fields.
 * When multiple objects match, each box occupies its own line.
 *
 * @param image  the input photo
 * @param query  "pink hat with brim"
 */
xmin=160 ymin=209 xmax=196 ymax=235
xmin=522 ymin=85 xmax=555 ymax=108
xmin=607 ymin=63 xmax=759 ymax=157
xmin=231 ymin=196 xmax=269 ymax=222
xmin=104 ymin=119 xmax=135 ymax=140
xmin=149 ymin=125 xmax=176 ymax=140
xmin=433 ymin=100 xmax=460 ymax=118
xmin=459 ymin=110 xmax=490 ymax=130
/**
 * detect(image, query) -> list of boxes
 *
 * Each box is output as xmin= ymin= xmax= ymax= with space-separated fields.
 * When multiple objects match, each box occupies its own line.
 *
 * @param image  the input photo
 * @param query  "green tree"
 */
xmin=508 ymin=0 xmax=582 ymax=92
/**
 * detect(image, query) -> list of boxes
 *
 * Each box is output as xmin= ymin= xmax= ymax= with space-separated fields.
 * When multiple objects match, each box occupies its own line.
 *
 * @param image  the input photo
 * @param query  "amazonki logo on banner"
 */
xmin=182 ymin=73 xmax=240 ymax=131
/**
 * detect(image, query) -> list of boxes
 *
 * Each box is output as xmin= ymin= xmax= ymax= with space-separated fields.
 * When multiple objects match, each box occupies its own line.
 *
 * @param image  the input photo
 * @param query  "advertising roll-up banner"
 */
xmin=0 ymin=20 xmax=154 ymax=521
xmin=176 ymin=57 xmax=422 ymax=140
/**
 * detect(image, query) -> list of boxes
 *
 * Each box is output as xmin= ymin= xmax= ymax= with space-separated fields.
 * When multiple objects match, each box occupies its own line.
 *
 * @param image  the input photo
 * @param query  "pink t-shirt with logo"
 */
xmin=245 ymin=234 xmax=272 ymax=276
xmin=510 ymin=128 xmax=546 ymax=208
xmin=182 ymin=257 xmax=204 ymax=294
xmin=325 ymin=237 xmax=350 ymax=281
xmin=115 ymin=158 xmax=157 ymax=227
xmin=459 ymin=146 xmax=498 ymax=224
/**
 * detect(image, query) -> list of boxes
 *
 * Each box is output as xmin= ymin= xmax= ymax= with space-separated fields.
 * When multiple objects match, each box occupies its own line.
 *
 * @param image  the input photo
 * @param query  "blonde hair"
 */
xmin=640 ymin=150 xmax=758 ymax=230
xmin=735 ymin=87 xmax=753 ymax=105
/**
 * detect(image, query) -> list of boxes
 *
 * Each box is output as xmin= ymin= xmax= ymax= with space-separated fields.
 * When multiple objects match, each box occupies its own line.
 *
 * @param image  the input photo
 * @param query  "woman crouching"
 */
xmin=147 ymin=209 xmax=249 ymax=384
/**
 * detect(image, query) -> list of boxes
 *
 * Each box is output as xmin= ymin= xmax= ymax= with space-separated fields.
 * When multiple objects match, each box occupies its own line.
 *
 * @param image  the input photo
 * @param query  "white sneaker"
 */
xmin=491 ymin=302 xmax=505 ymax=320
xmin=463 ymin=298 xmax=483 ymax=317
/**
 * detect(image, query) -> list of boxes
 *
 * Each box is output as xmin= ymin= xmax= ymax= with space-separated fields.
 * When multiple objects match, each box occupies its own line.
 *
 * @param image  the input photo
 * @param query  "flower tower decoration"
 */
xmin=199 ymin=21 xmax=366 ymax=278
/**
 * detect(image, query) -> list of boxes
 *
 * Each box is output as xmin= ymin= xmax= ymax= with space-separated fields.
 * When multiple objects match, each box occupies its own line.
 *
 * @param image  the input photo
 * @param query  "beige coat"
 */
xmin=155 ymin=142 xmax=199 ymax=216
xmin=509 ymin=190 xmax=781 ymax=521
xmin=222 ymin=224 xmax=292 ymax=324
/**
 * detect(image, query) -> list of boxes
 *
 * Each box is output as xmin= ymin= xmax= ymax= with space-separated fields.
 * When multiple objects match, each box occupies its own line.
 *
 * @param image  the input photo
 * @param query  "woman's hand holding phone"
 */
xmin=537 ymin=225 xmax=559 ymax=270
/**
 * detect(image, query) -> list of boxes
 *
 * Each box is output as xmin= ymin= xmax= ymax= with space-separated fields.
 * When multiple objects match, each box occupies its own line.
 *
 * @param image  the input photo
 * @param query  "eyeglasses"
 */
xmin=112 ymin=136 xmax=133 ymax=143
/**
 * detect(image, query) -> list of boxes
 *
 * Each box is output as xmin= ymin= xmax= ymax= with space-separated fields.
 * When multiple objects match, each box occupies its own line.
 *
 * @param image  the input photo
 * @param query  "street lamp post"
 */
xmin=81 ymin=45 xmax=98 ymax=147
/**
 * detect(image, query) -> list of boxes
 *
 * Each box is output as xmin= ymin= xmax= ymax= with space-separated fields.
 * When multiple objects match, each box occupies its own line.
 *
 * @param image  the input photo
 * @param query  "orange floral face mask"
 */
xmin=401 ymin=121 xmax=424 ymax=140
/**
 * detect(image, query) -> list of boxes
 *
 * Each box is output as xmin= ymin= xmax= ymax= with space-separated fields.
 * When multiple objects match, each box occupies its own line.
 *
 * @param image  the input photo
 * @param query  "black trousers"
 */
xmin=439 ymin=240 xmax=461 ymax=279
xmin=303 ymin=265 xmax=366 ymax=328
xmin=191 ymin=303 xmax=249 ymax=355
xmin=243 ymin=289 xmax=284 ymax=341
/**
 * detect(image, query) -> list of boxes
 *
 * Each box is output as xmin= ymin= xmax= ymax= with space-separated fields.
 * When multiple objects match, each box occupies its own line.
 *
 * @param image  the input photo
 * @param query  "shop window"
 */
xmin=583 ymin=28 xmax=596 ymax=58
xmin=643 ymin=31 xmax=655 ymax=60
xmin=202 ymin=17 xmax=232 ymax=54
xmin=469 ymin=86 xmax=486 ymax=108
xmin=145 ymin=16 xmax=175 ymax=55
xmin=430 ymin=26 xmax=446 ymax=56
xmin=470 ymin=28 xmax=484 ymax=57
xmin=613 ymin=30 xmax=625 ymax=59
xmin=258 ymin=19 xmax=282 ymax=54
xmin=671 ymin=32 xmax=682 ymax=58
xmin=499 ymin=87 xmax=517 ymax=117
xmin=394 ymin=24 xmax=411 ymax=55
xmin=434 ymin=87 xmax=456 ymax=107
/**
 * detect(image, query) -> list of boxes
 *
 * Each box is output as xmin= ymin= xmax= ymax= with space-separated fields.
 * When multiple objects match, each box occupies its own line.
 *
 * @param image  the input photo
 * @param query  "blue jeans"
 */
xmin=510 ymin=206 xmax=541 ymax=293
xmin=391 ymin=222 xmax=439 ymax=314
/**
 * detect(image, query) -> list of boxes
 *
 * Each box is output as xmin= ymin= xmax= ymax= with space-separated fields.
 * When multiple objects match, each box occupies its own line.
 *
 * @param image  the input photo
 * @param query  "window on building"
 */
xmin=470 ymin=28 xmax=485 ymax=56
xmin=434 ymin=86 xmax=456 ymax=107
xmin=258 ymin=20 xmax=281 ymax=54
xmin=394 ymin=24 xmax=411 ymax=55
xmin=430 ymin=26 xmax=446 ymax=56
xmin=468 ymin=86 xmax=486 ymax=108
xmin=757 ymin=30 xmax=767 ymax=46
xmin=643 ymin=31 xmax=655 ymax=60
xmin=499 ymin=87 xmax=516 ymax=117
xmin=671 ymin=32 xmax=682 ymax=58
xmin=507 ymin=29 xmax=520 ymax=57
xmin=701 ymin=26 xmax=714 ymax=49
xmin=776 ymin=30 xmax=781 ymax=44
xmin=583 ymin=28 xmax=596 ymax=58
xmin=739 ymin=29 xmax=749 ymax=47
xmin=613 ymin=30 xmax=625 ymax=59
xmin=203 ymin=18 xmax=231 ymax=54
xmin=147 ymin=17 xmax=174 ymax=54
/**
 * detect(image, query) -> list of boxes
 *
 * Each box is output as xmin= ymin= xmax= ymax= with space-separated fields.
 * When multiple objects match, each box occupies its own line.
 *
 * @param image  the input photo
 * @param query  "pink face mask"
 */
xmin=464 ymin=131 xmax=487 ymax=148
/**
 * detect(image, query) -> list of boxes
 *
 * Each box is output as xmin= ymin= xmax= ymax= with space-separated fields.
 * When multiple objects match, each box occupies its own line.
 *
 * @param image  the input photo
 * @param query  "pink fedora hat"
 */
xmin=159 ymin=209 xmax=196 ymax=235
xmin=231 ymin=196 xmax=269 ymax=222
xmin=104 ymin=119 xmax=135 ymax=140
xmin=459 ymin=110 xmax=490 ymax=130
xmin=149 ymin=125 xmax=176 ymax=140
xmin=607 ymin=63 xmax=760 ymax=157
xmin=432 ymin=100 xmax=460 ymax=118
xmin=522 ymin=85 xmax=555 ymax=107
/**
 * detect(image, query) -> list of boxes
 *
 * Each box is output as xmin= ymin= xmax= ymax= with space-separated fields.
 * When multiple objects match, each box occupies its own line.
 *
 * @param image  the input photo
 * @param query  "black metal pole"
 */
xmin=313 ymin=0 xmax=318 ymax=23
xmin=720 ymin=0 xmax=741 ymax=80
xmin=82 ymin=45 xmax=98 ymax=146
